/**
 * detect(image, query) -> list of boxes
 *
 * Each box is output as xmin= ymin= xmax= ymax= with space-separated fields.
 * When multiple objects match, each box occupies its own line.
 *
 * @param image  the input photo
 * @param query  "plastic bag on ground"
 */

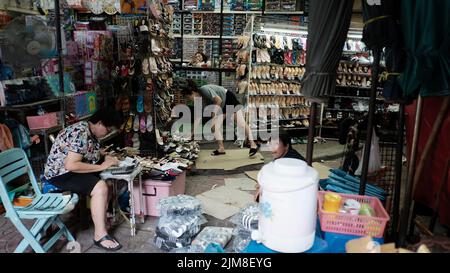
xmin=229 ymin=202 xmax=259 ymax=230
xmin=191 ymin=226 xmax=234 ymax=252
xmin=229 ymin=228 xmax=252 ymax=253
xmin=157 ymin=194 xmax=203 ymax=216
xmin=157 ymin=214 xmax=207 ymax=238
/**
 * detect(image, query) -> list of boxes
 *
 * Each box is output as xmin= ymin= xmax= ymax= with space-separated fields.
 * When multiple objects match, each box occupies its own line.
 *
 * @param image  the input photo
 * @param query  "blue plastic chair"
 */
xmin=0 ymin=148 xmax=79 ymax=253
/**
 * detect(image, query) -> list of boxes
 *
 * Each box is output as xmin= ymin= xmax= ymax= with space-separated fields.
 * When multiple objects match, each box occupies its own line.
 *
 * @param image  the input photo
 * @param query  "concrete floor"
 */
xmin=1 ymin=140 xmax=448 ymax=253
xmin=0 ymin=140 xmax=345 ymax=253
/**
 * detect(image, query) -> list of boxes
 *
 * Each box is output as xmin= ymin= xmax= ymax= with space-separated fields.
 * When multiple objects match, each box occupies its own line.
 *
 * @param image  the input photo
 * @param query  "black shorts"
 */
xmin=48 ymin=172 xmax=101 ymax=196
xmin=222 ymin=91 xmax=242 ymax=114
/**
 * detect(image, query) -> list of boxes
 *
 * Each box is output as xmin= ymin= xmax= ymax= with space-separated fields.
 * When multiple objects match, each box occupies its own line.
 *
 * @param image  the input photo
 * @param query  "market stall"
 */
xmin=0 ymin=0 xmax=448 ymax=255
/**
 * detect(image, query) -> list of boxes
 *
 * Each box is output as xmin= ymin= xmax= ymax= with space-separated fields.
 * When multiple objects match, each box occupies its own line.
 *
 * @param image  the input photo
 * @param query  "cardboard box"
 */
xmin=345 ymin=236 xmax=430 ymax=253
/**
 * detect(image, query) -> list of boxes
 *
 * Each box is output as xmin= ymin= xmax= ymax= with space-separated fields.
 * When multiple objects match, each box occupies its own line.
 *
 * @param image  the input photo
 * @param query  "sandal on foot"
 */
xmin=249 ymin=147 xmax=258 ymax=157
xmin=93 ymin=234 xmax=122 ymax=251
xmin=211 ymin=150 xmax=226 ymax=156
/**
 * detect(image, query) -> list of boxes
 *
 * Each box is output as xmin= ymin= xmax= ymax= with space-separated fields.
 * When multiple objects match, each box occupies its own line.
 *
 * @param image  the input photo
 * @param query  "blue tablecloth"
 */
xmin=241 ymin=219 xmax=384 ymax=253
xmin=242 ymin=236 xmax=329 ymax=253
xmin=321 ymin=232 xmax=384 ymax=253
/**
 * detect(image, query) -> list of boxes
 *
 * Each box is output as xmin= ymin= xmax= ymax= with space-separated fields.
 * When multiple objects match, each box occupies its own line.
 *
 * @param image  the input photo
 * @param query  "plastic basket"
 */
xmin=26 ymin=112 xmax=60 ymax=130
xmin=318 ymin=191 xmax=390 ymax=238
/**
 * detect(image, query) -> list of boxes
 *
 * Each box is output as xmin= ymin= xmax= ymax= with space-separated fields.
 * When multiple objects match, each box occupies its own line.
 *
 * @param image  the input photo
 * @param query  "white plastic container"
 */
xmin=252 ymin=158 xmax=319 ymax=253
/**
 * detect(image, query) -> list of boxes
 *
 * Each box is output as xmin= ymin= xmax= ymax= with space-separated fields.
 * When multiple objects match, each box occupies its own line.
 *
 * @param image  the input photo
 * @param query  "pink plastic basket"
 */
xmin=318 ymin=191 xmax=390 ymax=238
xmin=26 ymin=112 xmax=60 ymax=130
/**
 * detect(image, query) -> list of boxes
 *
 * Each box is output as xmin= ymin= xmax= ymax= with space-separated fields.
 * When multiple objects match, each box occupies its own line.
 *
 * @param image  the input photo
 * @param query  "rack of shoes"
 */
xmin=243 ymin=15 xmax=311 ymax=133
xmin=110 ymin=1 xmax=175 ymax=153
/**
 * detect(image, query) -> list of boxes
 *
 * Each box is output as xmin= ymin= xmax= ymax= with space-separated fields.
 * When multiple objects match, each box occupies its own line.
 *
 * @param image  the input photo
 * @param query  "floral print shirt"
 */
xmin=44 ymin=121 xmax=100 ymax=179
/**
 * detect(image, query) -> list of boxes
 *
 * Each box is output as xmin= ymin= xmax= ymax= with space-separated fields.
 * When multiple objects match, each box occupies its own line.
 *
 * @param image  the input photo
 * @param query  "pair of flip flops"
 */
xmin=132 ymin=114 xmax=154 ymax=133
xmin=93 ymin=234 xmax=122 ymax=251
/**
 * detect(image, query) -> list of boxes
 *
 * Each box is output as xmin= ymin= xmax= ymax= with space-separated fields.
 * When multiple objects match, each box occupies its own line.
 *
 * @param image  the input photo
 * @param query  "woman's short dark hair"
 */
xmin=180 ymin=79 xmax=199 ymax=96
xmin=276 ymin=130 xmax=292 ymax=148
xmin=196 ymin=52 xmax=208 ymax=63
xmin=89 ymin=108 xmax=123 ymax=128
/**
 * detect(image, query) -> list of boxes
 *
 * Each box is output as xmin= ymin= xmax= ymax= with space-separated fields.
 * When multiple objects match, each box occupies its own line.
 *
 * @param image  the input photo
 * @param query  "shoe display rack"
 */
xmin=241 ymin=15 xmax=312 ymax=133
xmin=319 ymin=38 xmax=401 ymax=140
xmin=70 ymin=0 xmax=177 ymax=156
xmin=321 ymin=38 xmax=373 ymax=133
xmin=169 ymin=0 xmax=309 ymax=92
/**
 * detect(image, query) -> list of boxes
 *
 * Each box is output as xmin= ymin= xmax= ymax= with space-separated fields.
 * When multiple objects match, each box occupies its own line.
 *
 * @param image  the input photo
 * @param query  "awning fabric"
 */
xmin=398 ymin=0 xmax=450 ymax=98
xmin=301 ymin=0 xmax=354 ymax=100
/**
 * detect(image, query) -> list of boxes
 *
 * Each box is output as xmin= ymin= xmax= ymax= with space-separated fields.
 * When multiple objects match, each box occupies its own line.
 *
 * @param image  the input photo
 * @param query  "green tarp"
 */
xmin=398 ymin=0 xmax=450 ymax=98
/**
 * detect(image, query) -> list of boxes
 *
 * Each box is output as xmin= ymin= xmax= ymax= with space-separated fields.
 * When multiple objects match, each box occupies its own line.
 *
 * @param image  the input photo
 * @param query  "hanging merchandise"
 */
xmin=361 ymin=0 xmax=405 ymax=103
xmin=120 ymin=0 xmax=148 ymax=14
xmin=361 ymin=0 xmax=402 ymax=49
xmin=355 ymin=128 xmax=381 ymax=176
xmin=66 ymin=0 xmax=83 ymax=9
xmin=301 ymin=0 xmax=354 ymax=99
xmin=198 ymin=0 xmax=216 ymax=11
xmin=103 ymin=0 xmax=118 ymax=15
xmin=107 ymin=0 xmax=178 ymax=154
xmin=397 ymin=0 xmax=450 ymax=98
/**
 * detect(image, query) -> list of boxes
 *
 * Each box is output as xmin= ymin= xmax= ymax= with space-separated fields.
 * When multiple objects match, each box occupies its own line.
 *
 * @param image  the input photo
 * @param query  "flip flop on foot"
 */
xmin=211 ymin=150 xmax=226 ymax=156
xmin=93 ymin=234 xmax=122 ymax=251
xmin=249 ymin=147 xmax=259 ymax=157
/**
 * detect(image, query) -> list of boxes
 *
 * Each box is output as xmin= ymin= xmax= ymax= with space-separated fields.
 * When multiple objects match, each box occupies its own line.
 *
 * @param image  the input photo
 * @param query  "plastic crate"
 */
xmin=318 ymin=191 xmax=390 ymax=238
xmin=26 ymin=112 xmax=60 ymax=130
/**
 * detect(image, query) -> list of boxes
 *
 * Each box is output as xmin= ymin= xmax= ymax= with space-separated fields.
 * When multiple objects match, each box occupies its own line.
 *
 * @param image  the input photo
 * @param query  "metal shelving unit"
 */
xmin=173 ymin=1 xmax=308 ymax=86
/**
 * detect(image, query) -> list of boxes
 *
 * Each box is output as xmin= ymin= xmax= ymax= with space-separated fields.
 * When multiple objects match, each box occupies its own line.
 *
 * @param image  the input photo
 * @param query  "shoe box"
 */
xmin=132 ymin=171 xmax=186 ymax=216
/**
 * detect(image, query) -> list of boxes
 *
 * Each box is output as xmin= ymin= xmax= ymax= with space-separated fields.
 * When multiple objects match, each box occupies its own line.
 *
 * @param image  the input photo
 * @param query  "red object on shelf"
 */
xmin=318 ymin=191 xmax=390 ymax=238
xmin=26 ymin=112 xmax=60 ymax=130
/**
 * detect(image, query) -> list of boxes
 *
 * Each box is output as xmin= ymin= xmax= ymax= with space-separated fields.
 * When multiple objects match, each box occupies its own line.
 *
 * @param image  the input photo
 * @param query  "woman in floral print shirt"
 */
xmin=44 ymin=109 xmax=123 ymax=251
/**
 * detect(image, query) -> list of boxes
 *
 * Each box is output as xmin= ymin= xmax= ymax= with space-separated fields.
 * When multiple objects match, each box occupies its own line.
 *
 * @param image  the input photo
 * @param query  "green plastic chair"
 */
xmin=0 ymin=148 xmax=78 ymax=253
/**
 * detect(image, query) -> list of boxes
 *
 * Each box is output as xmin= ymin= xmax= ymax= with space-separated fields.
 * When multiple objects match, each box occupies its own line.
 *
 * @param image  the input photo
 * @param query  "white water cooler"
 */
xmin=252 ymin=158 xmax=319 ymax=253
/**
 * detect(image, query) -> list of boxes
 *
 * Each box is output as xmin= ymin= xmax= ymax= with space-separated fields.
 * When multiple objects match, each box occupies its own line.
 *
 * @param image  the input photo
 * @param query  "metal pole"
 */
xmin=306 ymin=102 xmax=317 ymax=166
xmin=54 ymin=0 xmax=65 ymax=128
xmin=218 ymin=0 xmax=224 ymax=84
xmin=242 ymin=15 xmax=254 ymax=149
xmin=391 ymin=102 xmax=405 ymax=242
xmin=318 ymin=102 xmax=324 ymax=138
xmin=358 ymin=46 xmax=381 ymax=195
xmin=398 ymin=95 xmax=423 ymax=247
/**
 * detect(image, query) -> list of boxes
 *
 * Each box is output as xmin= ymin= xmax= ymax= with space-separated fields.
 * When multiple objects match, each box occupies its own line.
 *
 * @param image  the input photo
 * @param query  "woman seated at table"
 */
xmin=254 ymin=130 xmax=306 ymax=202
xmin=43 ymin=108 xmax=123 ymax=251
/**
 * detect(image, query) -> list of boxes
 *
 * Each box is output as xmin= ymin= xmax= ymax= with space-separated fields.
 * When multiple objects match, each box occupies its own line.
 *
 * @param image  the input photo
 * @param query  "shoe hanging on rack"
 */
xmin=133 ymin=114 xmax=140 ymax=132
